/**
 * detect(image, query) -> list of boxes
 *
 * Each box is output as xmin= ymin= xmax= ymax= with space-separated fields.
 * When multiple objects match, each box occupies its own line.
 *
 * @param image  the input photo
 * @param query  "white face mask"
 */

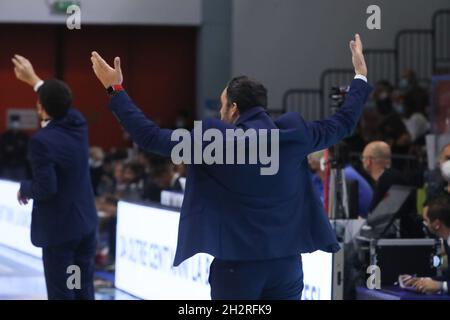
xmin=440 ymin=160 xmax=450 ymax=181
xmin=41 ymin=119 xmax=51 ymax=128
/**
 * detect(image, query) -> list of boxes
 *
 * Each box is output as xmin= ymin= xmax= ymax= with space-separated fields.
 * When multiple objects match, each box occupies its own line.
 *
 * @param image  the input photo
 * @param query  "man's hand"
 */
xmin=17 ymin=190 xmax=29 ymax=206
xmin=402 ymin=275 xmax=420 ymax=287
xmin=90 ymin=51 xmax=123 ymax=89
xmin=11 ymin=55 xmax=42 ymax=87
xmin=349 ymin=34 xmax=368 ymax=77
xmin=414 ymin=278 xmax=442 ymax=294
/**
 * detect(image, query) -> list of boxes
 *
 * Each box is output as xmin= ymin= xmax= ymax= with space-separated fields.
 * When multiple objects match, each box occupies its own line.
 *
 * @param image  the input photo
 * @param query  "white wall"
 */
xmin=232 ymin=0 xmax=450 ymax=108
xmin=0 ymin=0 xmax=201 ymax=25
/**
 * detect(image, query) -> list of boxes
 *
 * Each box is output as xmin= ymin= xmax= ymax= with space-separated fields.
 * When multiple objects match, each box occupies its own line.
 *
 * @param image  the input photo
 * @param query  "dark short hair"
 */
xmin=427 ymin=197 xmax=450 ymax=228
xmin=37 ymin=79 xmax=72 ymax=119
xmin=226 ymin=76 xmax=268 ymax=113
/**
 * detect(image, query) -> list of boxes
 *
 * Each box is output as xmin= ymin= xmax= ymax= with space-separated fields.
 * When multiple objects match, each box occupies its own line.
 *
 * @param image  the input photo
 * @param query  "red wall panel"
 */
xmin=0 ymin=25 xmax=57 ymax=135
xmin=0 ymin=24 xmax=197 ymax=151
xmin=63 ymin=26 xmax=197 ymax=151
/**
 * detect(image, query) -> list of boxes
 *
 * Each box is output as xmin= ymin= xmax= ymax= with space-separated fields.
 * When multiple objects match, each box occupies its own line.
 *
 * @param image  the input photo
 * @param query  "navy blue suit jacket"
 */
xmin=20 ymin=109 xmax=98 ymax=247
xmin=108 ymin=79 xmax=372 ymax=266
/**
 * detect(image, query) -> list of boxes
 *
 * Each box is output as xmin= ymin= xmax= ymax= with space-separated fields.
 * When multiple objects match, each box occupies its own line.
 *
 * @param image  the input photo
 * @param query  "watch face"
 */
xmin=107 ymin=86 xmax=115 ymax=96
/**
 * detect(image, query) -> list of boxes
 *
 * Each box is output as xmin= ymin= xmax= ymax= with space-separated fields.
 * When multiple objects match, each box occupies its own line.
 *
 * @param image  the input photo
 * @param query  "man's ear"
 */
xmin=36 ymin=101 xmax=43 ymax=114
xmin=232 ymin=103 xmax=240 ymax=118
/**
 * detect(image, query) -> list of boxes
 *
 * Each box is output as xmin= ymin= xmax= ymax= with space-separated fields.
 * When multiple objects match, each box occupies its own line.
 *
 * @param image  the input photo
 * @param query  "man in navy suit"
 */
xmin=12 ymin=55 xmax=98 ymax=300
xmin=91 ymin=34 xmax=372 ymax=299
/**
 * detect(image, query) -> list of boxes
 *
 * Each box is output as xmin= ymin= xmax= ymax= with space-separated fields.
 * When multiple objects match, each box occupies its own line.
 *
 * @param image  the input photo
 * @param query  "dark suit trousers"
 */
xmin=209 ymin=255 xmax=303 ymax=300
xmin=42 ymin=231 xmax=97 ymax=300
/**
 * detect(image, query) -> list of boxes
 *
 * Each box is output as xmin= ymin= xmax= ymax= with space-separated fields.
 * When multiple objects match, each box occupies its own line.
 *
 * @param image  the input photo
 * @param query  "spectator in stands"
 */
xmin=0 ymin=118 xmax=29 ymax=181
xmin=144 ymin=160 xmax=183 ymax=203
xmin=401 ymin=92 xmax=430 ymax=144
xmin=373 ymin=80 xmax=394 ymax=116
xmin=426 ymin=143 xmax=450 ymax=204
xmin=399 ymin=69 xmax=429 ymax=116
xmin=403 ymin=196 xmax=450 ymax=295
xmin=118 ymin=162 xmax=144 ymax=201
xmin=308 ymin=143 xmax=373 ymax=218
xmin=331 ymin=143 xmax=373 ymax=218
xmin=362 ymin=141 xmax=423 ymax=237
xmin=89 ymin=146 xmax=105 ymax=196
xmin=308 ymin=150 xmax=326 ymax=204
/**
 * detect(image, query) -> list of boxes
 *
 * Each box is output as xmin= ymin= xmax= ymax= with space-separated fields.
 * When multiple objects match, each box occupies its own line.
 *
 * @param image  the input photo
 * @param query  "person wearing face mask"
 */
xmin=403 ymin=196 xmax=450 ymax=295
xmin=426 ymin=144 xmax=450 ymax=204
xmin=398 ymin=69 xmax=429 ymax=116
xmin=11 ymin=55 xmax=98 ymax=300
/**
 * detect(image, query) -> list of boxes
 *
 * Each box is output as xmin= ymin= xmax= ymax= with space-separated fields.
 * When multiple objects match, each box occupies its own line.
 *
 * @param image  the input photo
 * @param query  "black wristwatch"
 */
xmin=107 ymin=84 xmax=124 ymax=97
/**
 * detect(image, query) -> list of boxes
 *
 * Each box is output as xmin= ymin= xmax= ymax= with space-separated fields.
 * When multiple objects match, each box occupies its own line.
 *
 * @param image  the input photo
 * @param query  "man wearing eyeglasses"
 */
xmin=361 ymin=141 xmax=423 ymax=237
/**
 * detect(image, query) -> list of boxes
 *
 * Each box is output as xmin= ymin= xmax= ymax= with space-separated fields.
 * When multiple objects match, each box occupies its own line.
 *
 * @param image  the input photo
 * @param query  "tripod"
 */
xmin=327 ymin=86 xmax=351 ymax=220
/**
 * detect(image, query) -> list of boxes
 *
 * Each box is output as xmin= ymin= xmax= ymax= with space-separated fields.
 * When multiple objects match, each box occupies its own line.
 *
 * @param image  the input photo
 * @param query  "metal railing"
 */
xmin=365 ymin=49 xmax=397 ymax=86
xmin=433 ymin=9 xmax=450 ymax=74
xmin=282 ymin=89 xmax=322 ymax=120
xmin=395 ymin=30 xmax=433 ymax=86
xmin=281 ymin=9 xmax=449 ymax=117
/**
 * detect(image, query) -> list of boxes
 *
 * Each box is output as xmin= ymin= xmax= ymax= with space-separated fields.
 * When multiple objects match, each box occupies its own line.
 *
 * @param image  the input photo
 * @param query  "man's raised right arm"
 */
xmin=91 ymin=51 xmax=176 ymax=157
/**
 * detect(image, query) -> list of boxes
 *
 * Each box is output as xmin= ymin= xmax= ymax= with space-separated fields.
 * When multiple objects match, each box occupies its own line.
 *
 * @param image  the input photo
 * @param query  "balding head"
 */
xmin=362 ymin=141 xmax=392 ymax=180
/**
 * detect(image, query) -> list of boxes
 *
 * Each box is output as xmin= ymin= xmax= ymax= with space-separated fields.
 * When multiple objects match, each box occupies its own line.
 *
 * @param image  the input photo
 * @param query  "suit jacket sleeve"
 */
xmin=108 ymin=91 xmax=177 ymax=157
xmin=20 ymin=137 xmax=57 ymax=200
xmin=299 ymin=79 xmax=372 ymax=153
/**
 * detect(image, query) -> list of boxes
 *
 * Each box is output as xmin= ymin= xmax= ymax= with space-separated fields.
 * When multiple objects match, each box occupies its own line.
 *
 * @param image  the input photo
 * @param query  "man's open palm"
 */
xmin=350 ymin=34 xmax=367 ymax=77
xmin=91 ymin=51 xmax=123 ymax=88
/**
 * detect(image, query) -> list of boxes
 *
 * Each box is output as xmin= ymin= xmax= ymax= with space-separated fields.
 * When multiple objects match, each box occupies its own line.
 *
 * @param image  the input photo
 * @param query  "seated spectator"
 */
xmin=426 ymin=143 xmax=450 ymax=203
xmin=144 ymin=160 xmax=183 ymax=202
xmin=373 ymin=80 xmax=395 ymax=116
xmin=118 ymin=162 xmax=145 ymax=201
xmin=401 ymin=92 xmax=430 ymax=144
xmin=332 ymin=143 xmax=373 ymax=218
xmin=399 ymin=69 xmax=429 ymax=116
xmin=403 ymin=196 xmax=450 ymax=295
xmin=89 ymin=146 xmax=105 ymax=196
xmin=361 ymin=141 xmax=423 ymax=237
xmin=308 ymin=143 xmax=373 ymax=218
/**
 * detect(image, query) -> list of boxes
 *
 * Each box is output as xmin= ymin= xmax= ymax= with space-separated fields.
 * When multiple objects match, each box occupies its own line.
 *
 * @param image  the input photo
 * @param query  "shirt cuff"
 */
xmin=443 ymin=281 xmax=448 ymax=293
xmin=33 ymin=80 xmax=44 ymax=92
xmin=354 ymin=74 xmax=368 ymax=83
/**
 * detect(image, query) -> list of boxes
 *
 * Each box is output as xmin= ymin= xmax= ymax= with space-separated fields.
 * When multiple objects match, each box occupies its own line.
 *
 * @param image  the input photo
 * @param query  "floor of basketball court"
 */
xmin=0 ymin=245 xmax=137 ymax=300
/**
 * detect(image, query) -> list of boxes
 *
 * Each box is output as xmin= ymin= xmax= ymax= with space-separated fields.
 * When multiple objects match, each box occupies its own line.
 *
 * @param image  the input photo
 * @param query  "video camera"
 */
xmin=329 ymin=86 xmax=350 ymax=108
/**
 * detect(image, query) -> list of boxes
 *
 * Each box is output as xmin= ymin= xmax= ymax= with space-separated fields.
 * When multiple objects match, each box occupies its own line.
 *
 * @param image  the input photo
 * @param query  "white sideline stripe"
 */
xmin=0 ymin=245 xmax=43 ymax=272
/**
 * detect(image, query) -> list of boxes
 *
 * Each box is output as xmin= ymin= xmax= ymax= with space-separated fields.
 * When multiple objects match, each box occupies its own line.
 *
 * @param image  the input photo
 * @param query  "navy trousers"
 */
xmin=42 ymin=231 xmax=97 ymax=300
xmin=209 ymin=255 xmax=303 ymax=300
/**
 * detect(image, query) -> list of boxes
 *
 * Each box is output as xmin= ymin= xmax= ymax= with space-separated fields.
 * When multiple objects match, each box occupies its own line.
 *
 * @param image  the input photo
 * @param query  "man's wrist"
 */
xmin=107 ymin=84 xmax=124 ymax=97
xmin=354 ymin=74 xmax=368 ymax=83
xmin=33 ymin=79 xmax=44 ymax=92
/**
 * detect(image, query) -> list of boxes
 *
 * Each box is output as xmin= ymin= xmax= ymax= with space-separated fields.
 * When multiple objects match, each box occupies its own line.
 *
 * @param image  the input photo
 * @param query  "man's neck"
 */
xmin=371 ymin=167 xmax=386 ymax=182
